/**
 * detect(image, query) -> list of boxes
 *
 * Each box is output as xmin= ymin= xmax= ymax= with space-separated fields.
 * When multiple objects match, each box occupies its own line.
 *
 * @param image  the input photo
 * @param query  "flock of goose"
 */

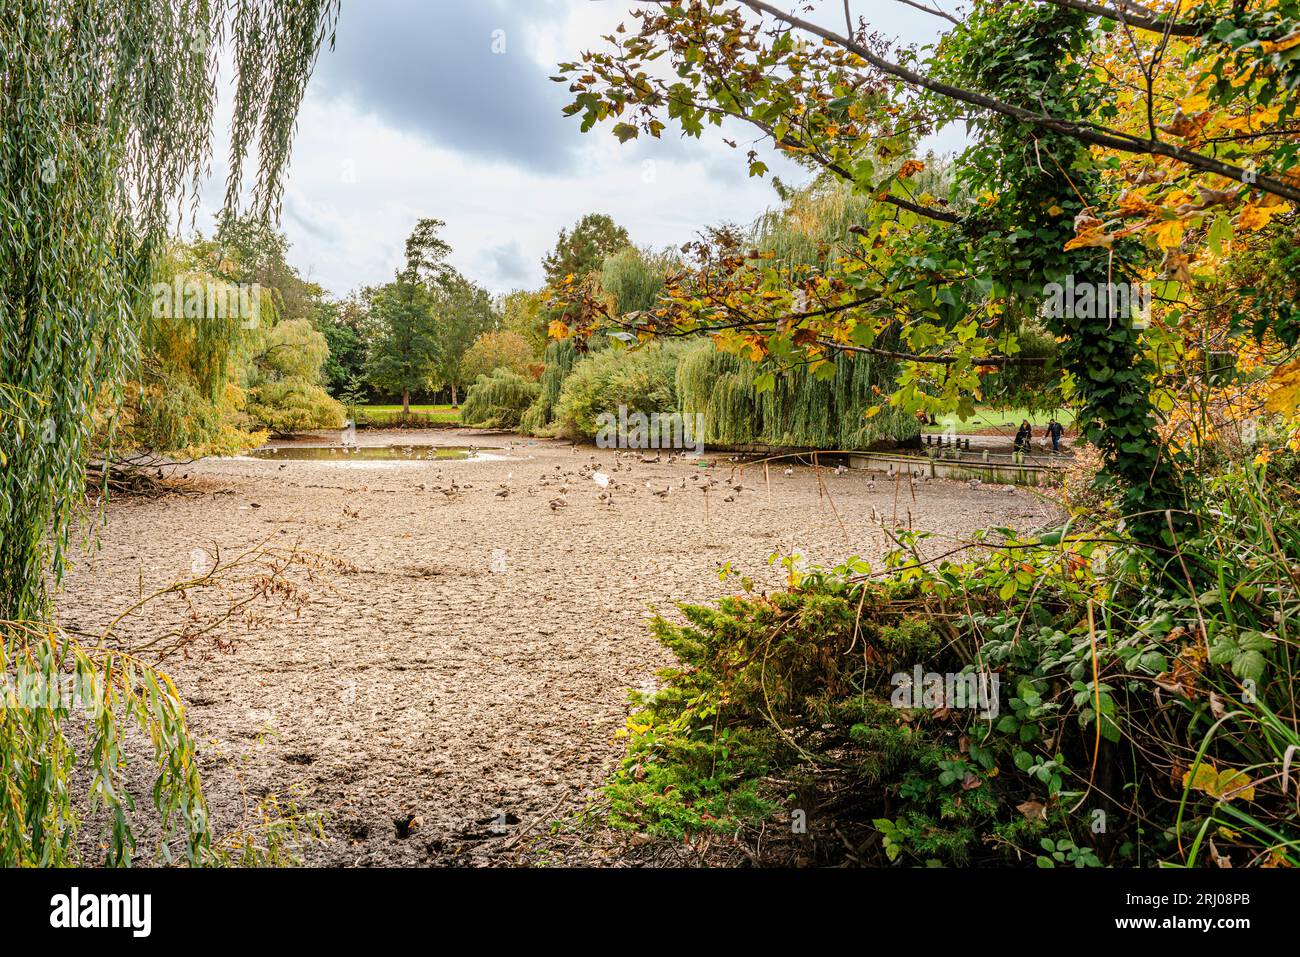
xmin=269 ymin=438 xmax=1021 ymax=513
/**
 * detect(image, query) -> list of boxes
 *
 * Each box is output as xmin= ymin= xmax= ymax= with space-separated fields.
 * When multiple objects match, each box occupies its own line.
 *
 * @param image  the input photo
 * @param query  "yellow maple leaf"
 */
xmin=1183 ymin=763 xmax=1256 ymax=802
xmin=1064 ymin=227 xmax=1114 ymax=251
xmin=1117 ymin=190 xmax=1159 ymax=218
xmin=548 ymin=319 xmax=572 ymax=341
xmin=1238 ymin=203 xmax=1280 ymax=232
xmin=1153 ymin=218 xmax=1186 ymax=250
xmin=1265 ymin=359 xmax=1300 ymax=416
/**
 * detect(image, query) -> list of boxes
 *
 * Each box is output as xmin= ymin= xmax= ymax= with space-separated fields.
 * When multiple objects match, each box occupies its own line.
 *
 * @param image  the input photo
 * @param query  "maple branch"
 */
xmin=737 ymin=0 xmax=1300 ymax=205
xmin=1033 ymin=0 xmax=1213 ymax=37
xmin=817 ymin=339 xmax=1052 ymax=366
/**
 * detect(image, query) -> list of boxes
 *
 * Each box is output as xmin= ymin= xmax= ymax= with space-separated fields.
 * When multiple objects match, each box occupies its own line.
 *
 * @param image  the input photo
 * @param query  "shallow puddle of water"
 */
xmin=247 ymin=445 xmax=495 ymax=462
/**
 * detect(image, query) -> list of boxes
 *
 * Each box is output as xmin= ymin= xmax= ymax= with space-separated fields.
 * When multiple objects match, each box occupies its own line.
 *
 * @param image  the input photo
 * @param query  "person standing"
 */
xmin=1047 ymin=418 xmax=1064 ymax=454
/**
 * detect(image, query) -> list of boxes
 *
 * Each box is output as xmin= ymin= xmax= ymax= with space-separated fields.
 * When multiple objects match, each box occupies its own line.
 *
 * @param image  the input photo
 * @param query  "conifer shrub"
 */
xmin=607 ymin=575 xmax=972 ymax=849
xmin=605 ymin=464 xmax=1300 ymax=867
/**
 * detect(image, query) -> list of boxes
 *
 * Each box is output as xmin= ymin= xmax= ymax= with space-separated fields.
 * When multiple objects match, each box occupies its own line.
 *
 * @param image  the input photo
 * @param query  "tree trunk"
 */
xmin=402 ymin=388 xmax=410 ymax=415
xmin=451 ymin=384 xmax=458 ymax=408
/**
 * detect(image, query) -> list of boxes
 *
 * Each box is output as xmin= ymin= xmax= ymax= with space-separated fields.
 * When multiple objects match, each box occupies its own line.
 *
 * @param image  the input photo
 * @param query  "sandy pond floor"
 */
xmin=56 ymin=429 xmax=1062 ymax=866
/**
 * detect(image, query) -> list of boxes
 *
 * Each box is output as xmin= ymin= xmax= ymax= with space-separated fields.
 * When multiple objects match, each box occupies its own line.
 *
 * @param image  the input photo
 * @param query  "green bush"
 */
xmin=552 ymin=342 xmax=686 ymax=439
xmin=459 ymin=368 xmax=541 ymax=430
xmin=608 ymin=576 xmax=984 ymax=849
xmin=606 ymin=463 xmax=1300 ymax=866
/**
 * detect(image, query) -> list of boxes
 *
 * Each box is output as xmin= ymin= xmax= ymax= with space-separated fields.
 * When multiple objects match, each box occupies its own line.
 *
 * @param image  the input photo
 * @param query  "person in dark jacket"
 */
xmin=1014 ymin=420 xmax=1032 ymax=453
xmin=1047 ymin=418 xmax=1064 ymax=453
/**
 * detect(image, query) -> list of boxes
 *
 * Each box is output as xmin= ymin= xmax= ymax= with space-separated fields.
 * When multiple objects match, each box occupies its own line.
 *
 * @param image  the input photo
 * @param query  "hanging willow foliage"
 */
xmin=671 ymin=179 xmax=919 ymax=449
xmin=0 ymin=0 xmax=338 ymax=865
xmin=520 ymin=338 xmax=582 ymax=435
xmin=0 ymin=0 xmax=338 ymax=617
xmin=676 ymin=341 xmax=917 ymax=450
xmin=461 ymin=369 xmax=543 ymax=431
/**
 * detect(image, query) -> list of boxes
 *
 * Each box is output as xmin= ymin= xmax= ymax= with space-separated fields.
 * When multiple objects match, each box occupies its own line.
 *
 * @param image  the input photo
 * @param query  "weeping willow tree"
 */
xmin=461 ymin=368 xmax=542 ymax=430
xmin=522 ymin=182 xmax=919 ymax=448
xmin=520 ymin=248 xmax=673 ymax=436
xmin=600 ymin=247 xmax=675 ymax=316
xmin=0 ymin=0 xmax=338 ymax=865
xmin=675 ymin=179 xmax=920 ymax=450
xmin=676 ymin=341 xmax=916 ymax=450
xmin=520 ymin=338 xmax=582 ymax=435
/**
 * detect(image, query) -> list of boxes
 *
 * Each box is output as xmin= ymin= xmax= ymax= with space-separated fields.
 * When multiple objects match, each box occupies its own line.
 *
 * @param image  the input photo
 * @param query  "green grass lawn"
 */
xmin=933 ymin=406 xmax=1076 ymax=434
xmin=356 ymin=404 xmax=461 ymax=424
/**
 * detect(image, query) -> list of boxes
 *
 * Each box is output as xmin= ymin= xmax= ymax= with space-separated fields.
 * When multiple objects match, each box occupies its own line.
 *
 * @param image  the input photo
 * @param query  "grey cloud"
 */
xmin=311 ymin=0 xmax=578 ymax=173
xmin=483 ymin=240 xmax=534 ymax=287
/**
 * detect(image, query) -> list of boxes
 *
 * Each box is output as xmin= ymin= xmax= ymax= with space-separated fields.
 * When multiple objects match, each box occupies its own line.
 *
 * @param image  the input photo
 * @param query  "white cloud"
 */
xmin=193 ymin=0 xmax=959 ymax=299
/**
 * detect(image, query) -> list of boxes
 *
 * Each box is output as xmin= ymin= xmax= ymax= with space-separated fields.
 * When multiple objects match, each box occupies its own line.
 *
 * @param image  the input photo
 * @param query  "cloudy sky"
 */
xmin=199 ymin=0 xmax=962 ymax=298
